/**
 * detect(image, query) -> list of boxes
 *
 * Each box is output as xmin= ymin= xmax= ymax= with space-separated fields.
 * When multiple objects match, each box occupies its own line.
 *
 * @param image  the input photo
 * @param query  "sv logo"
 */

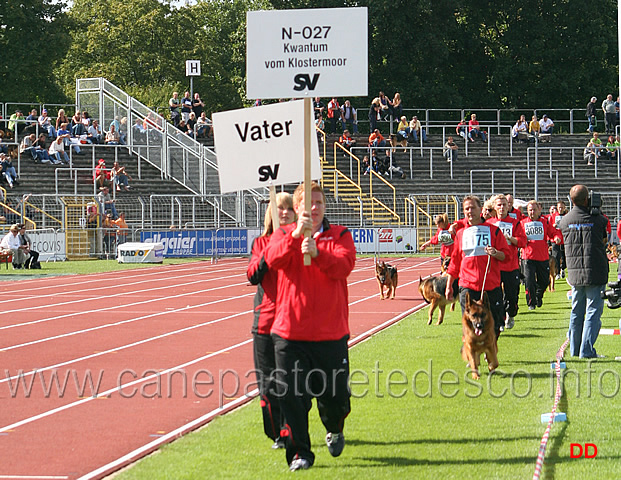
xmin=293 ymin=73 xmax=320 ymax=91
xmin=258 ymin=164 xmax=280 ymax=182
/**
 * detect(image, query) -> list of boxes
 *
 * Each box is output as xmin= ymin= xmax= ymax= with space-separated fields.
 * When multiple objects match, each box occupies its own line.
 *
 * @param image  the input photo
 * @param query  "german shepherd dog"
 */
xmin=418 ymin=275 xmax=456 ymax=325
xmin=461 ymin=292 xmax=499 ymax=380
xmin=376 ymin=261 xmax=398 ymax=300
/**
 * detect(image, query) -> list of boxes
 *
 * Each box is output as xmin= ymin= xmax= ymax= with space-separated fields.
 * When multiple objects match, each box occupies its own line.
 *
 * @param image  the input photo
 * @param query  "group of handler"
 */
xmin=246 ymin=182 xmax=356 ymax=471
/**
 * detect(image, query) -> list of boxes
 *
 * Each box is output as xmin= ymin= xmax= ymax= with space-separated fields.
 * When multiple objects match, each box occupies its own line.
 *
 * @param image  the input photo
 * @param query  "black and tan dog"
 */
xmin=461 ymin=292 xmax=499 ymax=380
xmin=376 ymin=261 xmax=398 ymax=300
xmin=418 ymin=275 xmax=456 ymax=325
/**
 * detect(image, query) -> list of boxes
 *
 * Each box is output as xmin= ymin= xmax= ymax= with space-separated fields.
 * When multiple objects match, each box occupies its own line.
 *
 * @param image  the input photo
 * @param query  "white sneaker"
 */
xmin=505 ymin=316 xmax=515 ymax=329
xmin=289 ymin=456 xmax=311 ymax=471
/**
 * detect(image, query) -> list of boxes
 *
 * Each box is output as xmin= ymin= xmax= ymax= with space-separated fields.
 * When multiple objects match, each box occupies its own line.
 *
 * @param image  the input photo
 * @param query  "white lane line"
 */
xmin=0 ymin=339 xmax=254 ymax=434
xmin=0 ymin=476 xmax=70 ymax=479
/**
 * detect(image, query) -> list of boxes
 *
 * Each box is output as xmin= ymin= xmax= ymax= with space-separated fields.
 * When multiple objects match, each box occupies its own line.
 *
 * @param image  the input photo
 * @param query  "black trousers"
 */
xmin=253 ymin=333 xmax=283 ymax=442
xmin=550 ymin=243 xmax=565 ymax=271
xmin=523 ymin=259 xmax=549 ymax=307
xmin=24 ymin=250 xmax=39 ymax=268
xmin=501 ymin=269 xmax=521 ymax=318
xmin=272 ymin=334 xmax=351 ymax=466
xmin=459 ymin=286 xmax=505 ymax=337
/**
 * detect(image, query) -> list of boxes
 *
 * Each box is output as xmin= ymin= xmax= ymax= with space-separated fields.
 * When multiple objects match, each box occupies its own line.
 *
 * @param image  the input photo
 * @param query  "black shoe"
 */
xmin=12 ymin=263 xmax=21 ymax=270
xmin=326 ymin=432 xmax=345 ymax=457
xmin=537 ymin=297 xmax=542 ymax=308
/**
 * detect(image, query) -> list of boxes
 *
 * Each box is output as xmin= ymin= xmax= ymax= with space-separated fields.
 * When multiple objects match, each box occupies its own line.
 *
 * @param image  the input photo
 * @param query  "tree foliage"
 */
xmin=4 ymin=0 xmax=619 ymax=112
xmin=0 ymin=0 xmax=70 ymax=102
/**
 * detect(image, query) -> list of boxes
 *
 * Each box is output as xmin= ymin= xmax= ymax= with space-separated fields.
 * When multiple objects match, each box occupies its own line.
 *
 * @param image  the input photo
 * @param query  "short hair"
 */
xmin=570 ymin=185 xmax=589 ymax=206
xmin=293 ymin=181 xmax=325 ymax=208
xmin=462 ymin=195 xmax=481 ymax=208
xmin=262 ymin=192 xmax=294 ymax=236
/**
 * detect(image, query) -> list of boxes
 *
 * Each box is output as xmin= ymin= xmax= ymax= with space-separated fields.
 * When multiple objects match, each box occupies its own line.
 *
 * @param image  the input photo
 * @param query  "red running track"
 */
xmin=0 ymin=256 xmax=440 ymax=479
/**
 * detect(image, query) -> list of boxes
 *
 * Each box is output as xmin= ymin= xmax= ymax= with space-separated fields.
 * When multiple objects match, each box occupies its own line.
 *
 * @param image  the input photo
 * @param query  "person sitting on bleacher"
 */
xmin=57 ymin=122 xmax=83 ymax=155
xmin=467 ymin=113 xmax=486 ymax=142
xmin=196 ymin=112 xmax=211 ymax=138
xmin=539 ymin=114 xmax=554 ymax=134
xmin=512 ymin=115 xmax=529 ymax=143
xmin=48 ymin=134 xmax=70 ymax=164
xmin=20 ymin=133 xmax=51 ymax=163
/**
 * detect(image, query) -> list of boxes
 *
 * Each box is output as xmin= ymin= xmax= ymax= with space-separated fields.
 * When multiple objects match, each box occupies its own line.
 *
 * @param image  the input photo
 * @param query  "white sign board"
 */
xmin=212 ymin=100 xmax=321 ymax=193
xmin=186 ymin=60 xmax=201 ymax=76
xmin=246 ymin=7 xmax=368 ymax=99
xmin=117 ymin=242 xmax=164 ymax=263
xmin=28 ymin=230 xmax=66 ymax=261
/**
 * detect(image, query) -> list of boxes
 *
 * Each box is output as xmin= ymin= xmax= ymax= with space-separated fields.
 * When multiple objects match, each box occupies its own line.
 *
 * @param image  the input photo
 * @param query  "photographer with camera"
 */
xmin=558 ymin=185 xmax=608 ymax=358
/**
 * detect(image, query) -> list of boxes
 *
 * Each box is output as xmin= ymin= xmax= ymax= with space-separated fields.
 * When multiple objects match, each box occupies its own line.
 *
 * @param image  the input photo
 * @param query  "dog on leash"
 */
xmin=461 ymin=292 xmax=499 ymax=380
xmin=418 ymin=275 xmax=456 ymax=325
xmin=376 ymin=261 xmax=398 ymax=300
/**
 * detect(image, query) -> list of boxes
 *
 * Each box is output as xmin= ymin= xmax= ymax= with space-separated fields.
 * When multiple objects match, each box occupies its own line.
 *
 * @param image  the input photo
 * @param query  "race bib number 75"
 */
xmin=462 ymin=225 xmax=491 ymax=257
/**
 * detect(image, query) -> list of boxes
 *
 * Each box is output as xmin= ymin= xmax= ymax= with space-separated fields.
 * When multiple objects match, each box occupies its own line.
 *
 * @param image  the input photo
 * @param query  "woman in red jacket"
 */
xmin=419 ymin=213 xmax=455 ymax=272
xmin=520 ymin=200 xmax=561 ymax=310
xmin=247 ymin=192 xmax=295 ymax=449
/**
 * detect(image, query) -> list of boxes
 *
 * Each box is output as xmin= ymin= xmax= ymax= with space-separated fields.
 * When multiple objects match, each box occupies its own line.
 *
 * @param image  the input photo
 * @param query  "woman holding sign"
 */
xmin=247 ymin=192 xmax=296 ymax=449
xmin=445 ymin=195 xmax=511 ymax=337
xmin=520 ymin=201 xmax=562 ymax=310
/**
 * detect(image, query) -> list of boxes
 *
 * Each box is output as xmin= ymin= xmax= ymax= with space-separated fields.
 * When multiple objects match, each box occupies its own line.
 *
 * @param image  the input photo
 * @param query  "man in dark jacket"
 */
xmin=558 ymin=185 xmax=609 ymax=358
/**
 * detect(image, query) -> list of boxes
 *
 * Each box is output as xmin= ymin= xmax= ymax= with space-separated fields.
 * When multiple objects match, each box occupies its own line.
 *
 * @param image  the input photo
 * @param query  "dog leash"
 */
xmin=480 ymin=253 xmax=492 ymax=297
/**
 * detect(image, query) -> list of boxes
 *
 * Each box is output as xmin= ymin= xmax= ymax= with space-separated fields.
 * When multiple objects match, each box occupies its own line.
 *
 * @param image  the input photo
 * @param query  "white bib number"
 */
xmin=525 ymin=221 xmax=544 ymax=241
xmin=462 ymin=225 xmax=491 ymax=257
xmin=497 ymin=221 xmax=513 ymax=245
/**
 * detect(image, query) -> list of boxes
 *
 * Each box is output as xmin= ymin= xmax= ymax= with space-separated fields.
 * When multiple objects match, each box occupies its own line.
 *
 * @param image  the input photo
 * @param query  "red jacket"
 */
xmin=520 ymin=216 xmax=561 ymax=261
xmin=429 ymin=227 xmax=455 ymax=258
xmin=264 ymin=221 xmax=356 ymax=341
xmin=508 ymin=207 xmax=524 ymax=222
xmin=446 ymin=221 xmax=511 ymax=291
xmin=489 ymin=215 xmax=527 ymax=271
xmin=247 ymin=235 xmax=277 ymax=335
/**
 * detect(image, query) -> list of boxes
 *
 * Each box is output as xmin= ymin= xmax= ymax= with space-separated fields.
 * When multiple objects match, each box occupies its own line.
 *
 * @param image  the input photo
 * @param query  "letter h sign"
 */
xmin=186 ymin=60 xmax=201 ymax=76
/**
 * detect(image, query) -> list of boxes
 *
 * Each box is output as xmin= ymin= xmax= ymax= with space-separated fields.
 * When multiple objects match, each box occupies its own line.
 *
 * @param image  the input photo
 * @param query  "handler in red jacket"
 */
xmin=247 ymin=192 xmax=296 ymax=449
xmin=520 ymin=200 xmax=561 ymax=310
xmin=446 ymin=195 xmax=511 ymax=337
xmin=489 ymin=194 xmax=527 ymax=330
xmin=264 ymin=181 xmax=356 ymax=472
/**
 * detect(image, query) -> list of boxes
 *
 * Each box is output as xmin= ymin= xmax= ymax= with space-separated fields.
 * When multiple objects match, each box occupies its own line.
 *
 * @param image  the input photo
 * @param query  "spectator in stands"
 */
xmin=590 ymin=131 xmax=604 ymax=157
xmin=71 ymin=111 xmax=87 ymax=136
xmin=512 ymin=115 xmax=529 ymax=143
xmin=326 ymin=97 xmax=341 ymax=134
xmin=456 ymin=116 xmax=468 ymax=139
xmin=48 ymin=134 xmax=70 ymax=164
xmin=368 ymin=101 xmax=380 ymax=132
xmin=19 ymin=224 xmax=40 ymax=269
xmin=0 ymin=131 xmax=9 ymax=155
xmin=0 ymin=224 xmax=27 ymax=269
xmin=539 ymin=114 xmax=554 ymax=134
xmin=132 ymin=117 xmax=147 ymax=143
xmin=8 ymin=110 xmax=26 ymax=138
xmin=584 ymin=140 xmax=598 ymax=166
xmin=105 ymin=124 xmax=121 ymax=145
xmin=113 ymin=212 xmax=128 ymax=245
xmin=97 ymin=186 xmax=119 ymax=219
xmin=24 ymin=109 xmax=39 ymax=135
xmin=586 ymin=96 xmax=598 ymax=133
xmin=340 ymin=100 xmax=358 ymax=133
xmin=313 ymin=97 xmax=325 ymax=120
xmin=119 ymin=117 xmax=128 ymax=145
xmin=187 ymin=112 xmax=197 ymax=138
xmin=110 ymin=160 xmax=132 ymax=191
xmin=95 ymin=158 xmax=111 ymax=188
xmin=177 ymin=119 xmax=190 ymax=137
xmin=81 ymin=111 xmax=92 ymax=128
xmin=315 ymin=116 xmax=325 ymax=144
xmin=468 ymin=113 xmax=487 ymax=142
xmin=338 ymin=130 xmax=356 ymax=154
xmin=528 ymin=114 xmax=540 ymax=141
xmin=20 ymin=133 xmax=50 ymax=163
xmin=378 ymin=91 xmax=392 ymax=120
xmin=181 ymin=91 xmax=193 ymax=123
xmin=602 ymin=94 xmax=617 ymax=135
xmin=397 ymin=116 xmax=411 ymax=142
xmin=443 ymin=136 xmax=459 ymax=162
xmin=55 ymin=109 xmax=69 ymax=133
xmin=362 ymin=155 xmax=372 ymax=175
xmin=87 ymin=119 xmax=103 ymax=144
xmin=1 ymin=153 xmax=18 ymax=188
xmin=102 ymin=212 xmax=117 ymax=254
xmin=57 ymin=122 xmax=83 ymax=155
xmin=192 ymin=93 xmax=204 ymax=118
xmin=169 ymin=91 xmax=181 ymax=127
xmin=196 ymin=112 xmax=211 ymax=138
xmin=409 ymin=116 xmax=427 ymax=142
xmin=369 ymin=129 xmax=386 ymax=149
xmin=392 ymin=93 xmax=403 ymax=120
xmin=607 ymin=135 xmax=621 ymax=161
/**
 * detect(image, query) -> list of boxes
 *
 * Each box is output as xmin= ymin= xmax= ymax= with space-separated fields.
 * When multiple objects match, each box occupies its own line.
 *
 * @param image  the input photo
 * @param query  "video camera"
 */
xmin=589 ymin=190 xmax=602 ymax=215
xmin=601 ymin=280 xmax=621 ymax=309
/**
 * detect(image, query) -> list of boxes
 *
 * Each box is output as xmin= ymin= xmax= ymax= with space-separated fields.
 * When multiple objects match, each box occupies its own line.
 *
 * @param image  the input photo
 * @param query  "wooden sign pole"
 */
xmin=303 ymin=97 xmax=312 ymax=266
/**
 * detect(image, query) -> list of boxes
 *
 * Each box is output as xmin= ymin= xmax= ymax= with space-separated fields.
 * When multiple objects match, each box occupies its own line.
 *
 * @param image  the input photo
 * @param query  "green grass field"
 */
xmin=106 ymin=265 xmax=621 ymax=480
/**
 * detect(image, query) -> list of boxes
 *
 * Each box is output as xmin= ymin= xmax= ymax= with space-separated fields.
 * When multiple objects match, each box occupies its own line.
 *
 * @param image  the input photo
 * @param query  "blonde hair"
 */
xmin=262 ymin=192 xmax=294 ymax=236
xmin=434 ymin=213 xmax=449 ymax=228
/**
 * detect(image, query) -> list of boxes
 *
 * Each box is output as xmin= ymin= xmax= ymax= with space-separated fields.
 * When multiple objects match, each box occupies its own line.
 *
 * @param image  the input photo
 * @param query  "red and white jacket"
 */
xmin=264 ymin=221 xmax=356 ymax=341
xmin=247 ymin=235 xmax=277 ymax=335
xmin=446 ymin=221 xmax=511 ymax=291
xmin=520 ymin=215 xmax=561 ymax=261
xmin=488 ymin=215 xmax=527 ymax=271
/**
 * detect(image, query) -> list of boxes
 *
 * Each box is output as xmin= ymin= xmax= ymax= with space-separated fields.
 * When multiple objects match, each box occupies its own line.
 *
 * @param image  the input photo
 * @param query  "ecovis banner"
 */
xmin=28 ymin=231 xmax=66 ymax=261
xmin=212 ymin=100 xmax=321 ymax=193
xmin=246 ymin=7 xmax=368 ymax=99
